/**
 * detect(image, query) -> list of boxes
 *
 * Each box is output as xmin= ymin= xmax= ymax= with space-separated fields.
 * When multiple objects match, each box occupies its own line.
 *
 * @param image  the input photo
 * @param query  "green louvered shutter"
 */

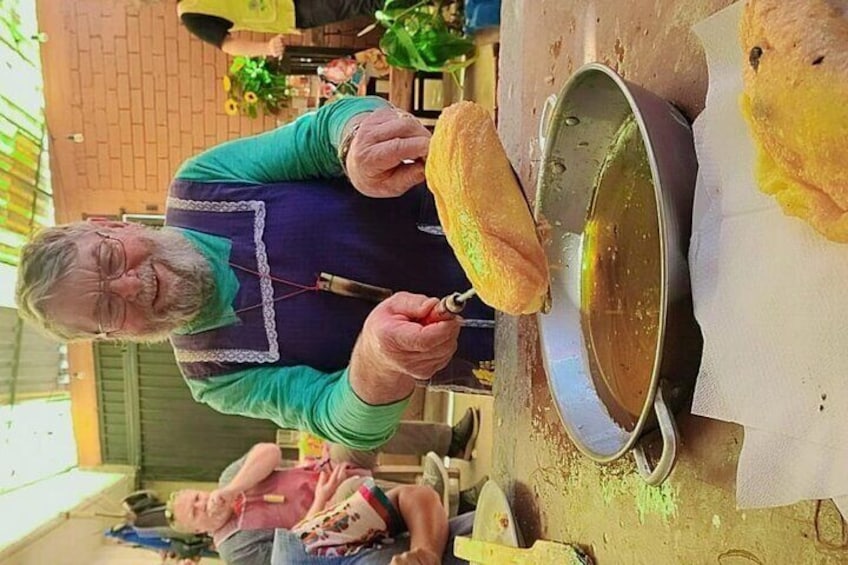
xmin=95 ymin=342 xmax=286 ymax=481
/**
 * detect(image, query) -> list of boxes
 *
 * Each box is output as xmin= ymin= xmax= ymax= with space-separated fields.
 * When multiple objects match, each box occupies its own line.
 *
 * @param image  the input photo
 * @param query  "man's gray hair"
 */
xmin=16 ymin=222 xmax=101 ymax=341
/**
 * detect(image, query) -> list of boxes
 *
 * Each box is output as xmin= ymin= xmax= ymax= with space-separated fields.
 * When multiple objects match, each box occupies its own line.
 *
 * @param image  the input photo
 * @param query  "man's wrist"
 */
xmin=337 ymin=114 xmax=368 ymax=177
xmin=337 ymin=125 xmax=360 ymax=177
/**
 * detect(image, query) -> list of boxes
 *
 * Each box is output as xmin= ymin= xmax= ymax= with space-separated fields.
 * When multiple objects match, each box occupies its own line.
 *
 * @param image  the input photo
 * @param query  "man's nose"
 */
xmin=106 ymin=271 xmax=143 ymax=301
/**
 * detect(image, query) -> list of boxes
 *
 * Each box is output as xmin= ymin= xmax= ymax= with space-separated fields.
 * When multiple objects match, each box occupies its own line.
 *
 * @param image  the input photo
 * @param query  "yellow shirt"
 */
xmin=177 ymin=0 xmax=296 ymax=34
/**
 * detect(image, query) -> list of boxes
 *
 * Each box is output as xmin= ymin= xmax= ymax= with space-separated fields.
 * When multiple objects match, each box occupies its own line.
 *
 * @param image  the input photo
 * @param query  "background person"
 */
xmin=178 ymin=0 xmax=386 ymax=58
xmin=168 ymin=441 xmax=476 ymax=564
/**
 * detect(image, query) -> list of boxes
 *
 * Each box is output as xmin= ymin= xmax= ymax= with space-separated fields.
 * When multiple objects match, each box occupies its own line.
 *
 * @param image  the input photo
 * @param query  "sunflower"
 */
xmin=222 ymin=75 xmax=232 ymax=93
xmin=244 ymin=91 xmax=258 ymax=104
xmin=224 ymin=98 xmax=239 ymax=116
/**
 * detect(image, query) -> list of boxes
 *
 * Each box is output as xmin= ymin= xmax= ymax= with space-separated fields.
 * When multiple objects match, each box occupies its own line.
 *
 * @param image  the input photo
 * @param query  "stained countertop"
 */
xmin=492 ymin=1 xmax=848 ymax=562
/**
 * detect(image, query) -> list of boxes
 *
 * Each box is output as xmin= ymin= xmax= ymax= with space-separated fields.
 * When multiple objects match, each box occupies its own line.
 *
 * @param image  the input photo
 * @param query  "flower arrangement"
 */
xmin=298 ymin=431 xmax=326 ymax=461
xmin=223 ymin=56 xmax=291 ymax=118
xmin=374 ymin=0 xmax=475 ymax=74
xmin=318 ymin=57 xmax=367 ymax=100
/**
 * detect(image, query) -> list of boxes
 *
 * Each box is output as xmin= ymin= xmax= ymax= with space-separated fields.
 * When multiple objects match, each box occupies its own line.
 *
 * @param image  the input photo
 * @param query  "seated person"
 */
xmin=168 ymin=441 xmax=477 ymax=564
xmin=272 ymin=511 xmax=475 ymax=565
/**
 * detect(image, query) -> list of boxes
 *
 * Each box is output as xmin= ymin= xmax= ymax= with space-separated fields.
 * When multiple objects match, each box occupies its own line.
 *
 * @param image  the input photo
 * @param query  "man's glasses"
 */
xmin=94 ymin=232 xmax=127 ymax=335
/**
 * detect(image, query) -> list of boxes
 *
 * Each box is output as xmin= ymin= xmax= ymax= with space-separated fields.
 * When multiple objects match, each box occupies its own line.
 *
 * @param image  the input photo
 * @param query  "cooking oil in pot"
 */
xmin=580 ymin=115 xmax=661 ymax=430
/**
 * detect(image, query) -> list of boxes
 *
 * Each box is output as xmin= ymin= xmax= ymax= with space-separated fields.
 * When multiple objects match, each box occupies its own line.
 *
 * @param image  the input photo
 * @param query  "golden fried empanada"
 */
xmin=741 ymin=0 xmax=848 ymax=241
xmin=425 ymin=102 xmax=549 ymax=314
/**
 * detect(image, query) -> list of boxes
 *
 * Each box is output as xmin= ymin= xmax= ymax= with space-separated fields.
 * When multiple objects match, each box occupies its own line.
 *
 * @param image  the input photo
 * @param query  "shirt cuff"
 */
xmin=320 ymin=369 xmax=412 ymax=450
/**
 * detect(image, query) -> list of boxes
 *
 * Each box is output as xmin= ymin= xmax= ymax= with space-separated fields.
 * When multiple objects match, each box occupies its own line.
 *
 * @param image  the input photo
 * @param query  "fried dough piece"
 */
xmin=425 ymin=101 xmax=549 ymax=314
xmin=740 ymin=0 xmax=848 ymax=241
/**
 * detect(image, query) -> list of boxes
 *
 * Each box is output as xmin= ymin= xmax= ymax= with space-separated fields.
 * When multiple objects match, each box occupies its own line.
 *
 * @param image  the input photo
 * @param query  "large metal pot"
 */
xmin=535 ymin=63 xmax=702 ymax=485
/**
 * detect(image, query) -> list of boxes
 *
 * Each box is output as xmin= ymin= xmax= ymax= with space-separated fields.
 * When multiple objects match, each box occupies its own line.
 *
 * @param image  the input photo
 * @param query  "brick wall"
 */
xmin=38 ymin=0 xmax=378 ymax=224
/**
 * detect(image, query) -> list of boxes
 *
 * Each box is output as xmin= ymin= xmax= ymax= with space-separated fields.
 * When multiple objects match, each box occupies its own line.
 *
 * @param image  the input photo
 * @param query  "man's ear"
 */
xmin=87 ymin=219 xmax=129 ymax=230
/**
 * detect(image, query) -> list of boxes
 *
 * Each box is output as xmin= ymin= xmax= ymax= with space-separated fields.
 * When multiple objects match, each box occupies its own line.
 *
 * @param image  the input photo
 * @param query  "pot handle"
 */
xmin=538 ymin=94 xmax=558 ymax=153
xmin=632 ymin=386 xmax=678 ymax=486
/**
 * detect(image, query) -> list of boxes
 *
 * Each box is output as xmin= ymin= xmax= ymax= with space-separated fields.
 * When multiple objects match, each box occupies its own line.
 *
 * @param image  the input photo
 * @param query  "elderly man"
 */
xmin=16 ymin=96 xmax=493 ymax=451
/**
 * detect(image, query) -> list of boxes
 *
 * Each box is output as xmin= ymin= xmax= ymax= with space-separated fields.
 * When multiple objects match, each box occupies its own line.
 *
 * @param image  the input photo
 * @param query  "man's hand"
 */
xmin=206 ymin=487 xmax=237 ymax=516
xmin=356 ymin=292 xmax=461 ymax=379
xmin=390 ymin=547 xmax=441 ymax=565
xmin=349 ymin=292 xmax=461 ymax=404
xmin=345 ymin=108 xmax=431 ymax=198
xmin=267 ymin=35 xmax=286 ymax=58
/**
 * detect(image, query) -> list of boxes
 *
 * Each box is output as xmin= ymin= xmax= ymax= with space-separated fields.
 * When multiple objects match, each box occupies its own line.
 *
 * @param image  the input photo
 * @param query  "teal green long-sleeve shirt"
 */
xmin=170 ymin=96 xmax=410 ymax=450
xmin=176 ymin=96 xmax=387 ymax=184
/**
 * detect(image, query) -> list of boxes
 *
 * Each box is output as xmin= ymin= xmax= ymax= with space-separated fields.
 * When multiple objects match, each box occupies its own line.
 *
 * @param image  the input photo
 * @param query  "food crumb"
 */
xmin=712 ymin=514 xmax=721 ymax=528
xmin=494 ymin=511 xmax=509 ymax=531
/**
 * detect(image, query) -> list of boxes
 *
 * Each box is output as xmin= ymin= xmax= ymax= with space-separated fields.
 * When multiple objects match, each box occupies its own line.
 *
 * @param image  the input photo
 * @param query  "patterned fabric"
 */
xmin=270 ymin=512 xmax=476 ymax=565
xmin=292 ymin=479 xmax=402 ymax=557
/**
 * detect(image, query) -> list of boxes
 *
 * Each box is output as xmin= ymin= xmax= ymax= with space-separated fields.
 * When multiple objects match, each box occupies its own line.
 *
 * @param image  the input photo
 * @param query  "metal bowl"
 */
xmin=535 ymin=63 xmax=702 ymax=485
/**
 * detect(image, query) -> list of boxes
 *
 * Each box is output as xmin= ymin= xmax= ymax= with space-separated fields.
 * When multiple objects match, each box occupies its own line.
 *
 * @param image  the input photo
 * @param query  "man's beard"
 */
xmin=129 ymin=228 xmax=213 ymax=342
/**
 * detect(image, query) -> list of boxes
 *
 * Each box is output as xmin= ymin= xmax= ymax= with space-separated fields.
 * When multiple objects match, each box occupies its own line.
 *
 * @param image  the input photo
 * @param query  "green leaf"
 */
xmin=379 ymin=28 xmax=417 ymax=69
xmin=230 ymin=57 xmax=247 ymax=74
xmin=375 ymin=1 xmax=475 ymax=73
xmin=375 ymin=10 xmax=394 ymax=24
xmin=418 ymin=33 xmax=474 ymax=66
xmin=381 ymin=21 xmax=472 ymax=72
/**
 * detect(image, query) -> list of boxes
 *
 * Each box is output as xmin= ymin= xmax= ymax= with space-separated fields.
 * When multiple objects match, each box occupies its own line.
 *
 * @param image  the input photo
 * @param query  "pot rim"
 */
xmin=535 ymin=62 xmax=672 ymax=463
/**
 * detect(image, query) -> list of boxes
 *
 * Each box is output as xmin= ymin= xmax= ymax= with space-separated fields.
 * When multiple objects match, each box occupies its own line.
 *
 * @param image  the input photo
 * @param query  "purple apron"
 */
xmin=165 ymin=178 xmax=494 ymax=389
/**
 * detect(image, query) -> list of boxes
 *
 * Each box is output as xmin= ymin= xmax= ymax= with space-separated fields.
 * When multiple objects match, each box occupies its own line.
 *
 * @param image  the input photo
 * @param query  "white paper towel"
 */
xmin=689 ymin=2 xmax=848 ymax=511
xmin=737 ymin=429 xmax=848 ymax=507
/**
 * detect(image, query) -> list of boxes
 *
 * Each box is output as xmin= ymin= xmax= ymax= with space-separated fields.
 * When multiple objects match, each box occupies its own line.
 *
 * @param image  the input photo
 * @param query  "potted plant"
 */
xmin=373 ymin=0 xmax=476 ymax=74
xmin=223 ymin=56 xmax=291 ymax=118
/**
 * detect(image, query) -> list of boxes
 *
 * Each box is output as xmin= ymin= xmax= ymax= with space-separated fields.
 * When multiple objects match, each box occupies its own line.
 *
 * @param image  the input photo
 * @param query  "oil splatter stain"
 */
xmin=550 ymin=37 xmax=563 ymax=58
xmin=634 ymin=480 xmax=678 ymax=524
xmin=614 ymin=37 xmax=626 ymax=66
xmin=594 ymin=462 xmax=678 ymax=524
